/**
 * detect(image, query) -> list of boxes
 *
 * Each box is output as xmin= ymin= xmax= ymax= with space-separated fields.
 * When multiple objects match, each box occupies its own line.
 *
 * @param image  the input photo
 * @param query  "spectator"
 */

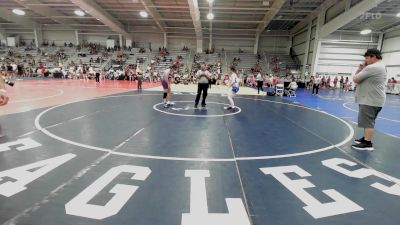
xmin=352 ymin=49 xmax=386 ymax=151
xmin=333 ymin=76 xmax=338 ymax=89
xmin=312 ymin=75 xmax=321 ymax=95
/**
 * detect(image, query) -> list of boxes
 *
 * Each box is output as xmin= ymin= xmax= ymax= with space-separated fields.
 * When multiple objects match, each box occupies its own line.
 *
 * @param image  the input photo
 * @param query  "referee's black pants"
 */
xmin=195 ymin=83 xmax=209 ymax=106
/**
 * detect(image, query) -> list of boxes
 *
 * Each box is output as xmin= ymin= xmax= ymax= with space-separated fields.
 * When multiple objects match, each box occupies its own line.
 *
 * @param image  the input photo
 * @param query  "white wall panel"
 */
xmin=325 ymin=31 xmax=379 ymax=42
xmin=43 ymin=30 xmax=75 ymax=46
xmin=18 ymin=33 xmax=34 ymax=43
xmin=80 ymin=34 xmax=108 ymax=45
xmin=386 ymin=67 xmax=400 ymax=79
xmin=382 ymin=28 xmax=400 ymax=79
xmin=168 ymin=38 xmax=196 ymax=50
xmin=131 ymin=33 xmax=163 ymax=48
xmin=260 ymin=36 xmax=290 ymax=53
xmin=382 ymin=37 xmax=400 ymax=52
xmin=320 ymin=46 xmax=367 ymax=54
xmin=213 ymin=39 xmax=253 ymax=51
xmin=317 ymin=65 xmax=357 ymax=74
xmin=3 ymin=30 xmax=291 ymax=54
xmin=316 ymin=41 xmax=376 ymax=74
xmin=319 ymin=53 xmax=364 ymax=60
xmin=318 ymin=59 xmax=360 ymax=65
xmin=382 ymin=52 xmax=400 ymax=65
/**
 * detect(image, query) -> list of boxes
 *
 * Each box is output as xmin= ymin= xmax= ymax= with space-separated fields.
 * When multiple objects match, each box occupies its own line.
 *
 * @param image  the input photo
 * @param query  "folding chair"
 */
xmin=287 ymin=85 xmax=298 ymax=97
xmin=275 ymin=84 xmax=284 ymax=96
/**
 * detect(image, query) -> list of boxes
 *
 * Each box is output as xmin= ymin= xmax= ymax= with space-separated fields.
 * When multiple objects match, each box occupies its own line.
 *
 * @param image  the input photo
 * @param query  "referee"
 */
xmin=352 ymin=49 xmax=386 ymax=151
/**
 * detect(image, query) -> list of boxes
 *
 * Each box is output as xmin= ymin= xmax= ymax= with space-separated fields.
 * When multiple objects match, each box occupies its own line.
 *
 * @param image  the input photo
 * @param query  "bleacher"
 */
xmin=0 ymin=46 xmax=81 ymax=69
xmin=76 ymin=52 xmax=105 ymax=69
xmin=266 ymin=53 xmax=300 ymax=75
xmin=227 ymin=51 xmax=266 ymax=74
xmin=192 ymin=52 xmax=223 ymax=73
xmin=153 ymin=49 xmax=190 ymax=73
xmin=124 ymin=48 xmax=149 ymax=67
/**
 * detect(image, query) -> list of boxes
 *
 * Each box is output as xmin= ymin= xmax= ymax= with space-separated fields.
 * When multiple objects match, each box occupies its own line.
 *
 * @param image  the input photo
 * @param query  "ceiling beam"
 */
xmin=290 ymin=0 xmax=340 ymax=35
xmin=187 ymin=0 xmax=203 ymax=43
xmin=165 ymin=27 xmax=259 ymax=32
xmin=70 ymin=0 xmax=130 ymax=38
xmin=140 ymin=0 xmax=166 ymax=33
xmin=103 ymin=9 xmax=305 ymax=15
xmin=119 ymin=18 xmax=298 ymax=23
xmin=0 ymin=7 xmax=40 ymax=28
xmin=379 ymin=20 xmax=400 ymax=32
xmin=255 ymin=0 xmax=286 ymax=36
xmin=13 ymin=0 xmax=78 ymax=25
xmin=26 ymin=16 xmax=98 ymax=19
xmin=205 ymin=28 xmax=257 ymax=31
xmin=384 ymin=23 xmax=400 ymax=33
xmin=25 ymin=3 xmax=75 ymax=7
xmin=147 ymin=5 xmax=272 ymax=11
xmin=42 ymin=24 xmax=107 ymax=27
xmin=319 ymin=0 xmax=387 ymax=38
xmin=280 ymin=9 xmax=315 ymax=13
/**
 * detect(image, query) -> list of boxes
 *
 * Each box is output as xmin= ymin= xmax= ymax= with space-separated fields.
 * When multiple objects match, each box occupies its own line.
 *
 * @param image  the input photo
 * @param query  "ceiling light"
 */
xmin=12 ymin=9 xmax=25 ymax=16
xmin=360 ymin=29 xmax=372 ymax=35
xmin=74 ymin=10 xmax=85 ymax=17
xmin=207 ymin=12 xmax=214 ymax=20
xmin=396 ymin=12 xmax=400 ymax=17
xmin=140 ymin=11 xmax=148 ymax=18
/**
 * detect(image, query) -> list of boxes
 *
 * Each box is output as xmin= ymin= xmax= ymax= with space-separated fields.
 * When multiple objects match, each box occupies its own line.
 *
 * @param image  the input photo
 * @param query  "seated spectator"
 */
xmin=286 ymin=79 xmax=298 ymax=90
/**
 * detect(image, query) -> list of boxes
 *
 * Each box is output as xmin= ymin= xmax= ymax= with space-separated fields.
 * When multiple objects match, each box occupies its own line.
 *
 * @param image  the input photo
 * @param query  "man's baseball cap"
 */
xmin=364 ymin=48 xmax=382 ymax=58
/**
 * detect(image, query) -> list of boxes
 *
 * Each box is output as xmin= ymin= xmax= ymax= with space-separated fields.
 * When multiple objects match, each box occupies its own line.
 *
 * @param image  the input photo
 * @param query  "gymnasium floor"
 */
xmin=0 ymin=79 xmax=399 ymax=225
